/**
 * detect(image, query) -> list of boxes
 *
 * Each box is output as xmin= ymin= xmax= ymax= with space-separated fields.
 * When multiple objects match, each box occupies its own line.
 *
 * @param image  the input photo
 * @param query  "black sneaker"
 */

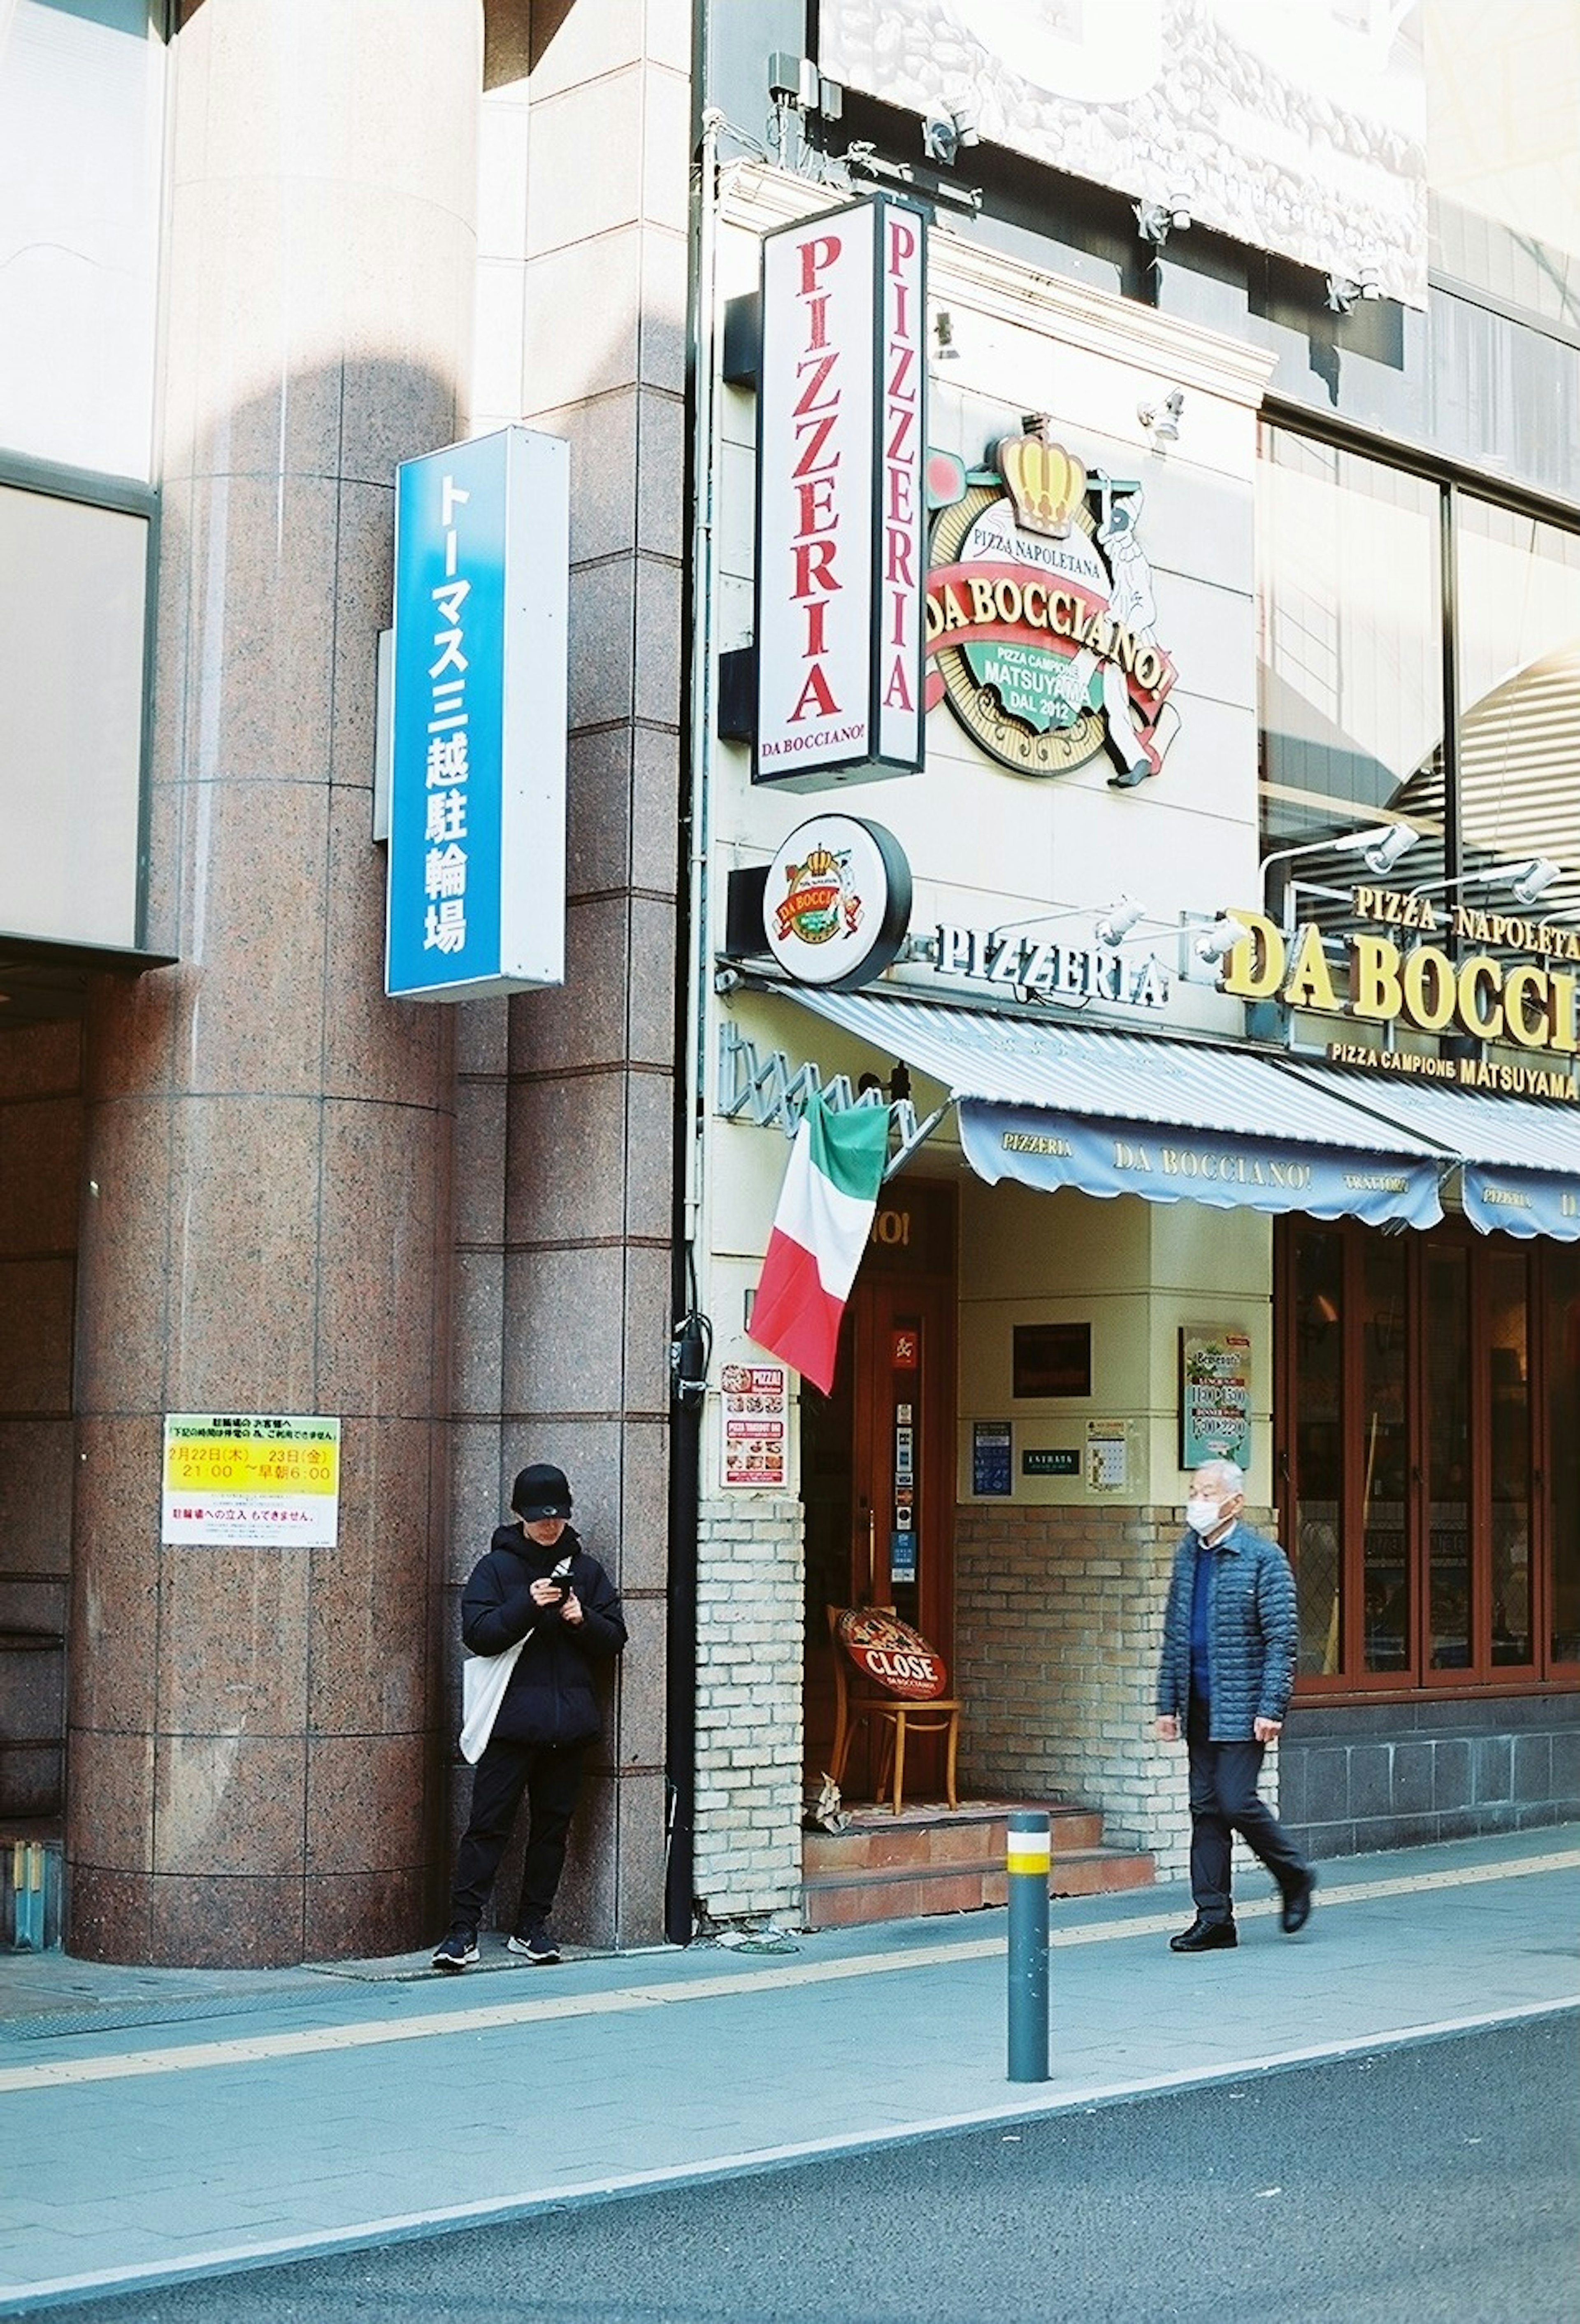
xmin=506 ymin=1924 xmax=560 ymax=1964
xmin=431 ymin=1928 xmax=479 ymax=1973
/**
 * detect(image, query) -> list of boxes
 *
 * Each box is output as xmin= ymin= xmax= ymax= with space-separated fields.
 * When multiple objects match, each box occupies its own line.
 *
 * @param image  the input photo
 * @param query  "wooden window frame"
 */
xmin=1276 ymin=1213 xmax=1573 ymax=1701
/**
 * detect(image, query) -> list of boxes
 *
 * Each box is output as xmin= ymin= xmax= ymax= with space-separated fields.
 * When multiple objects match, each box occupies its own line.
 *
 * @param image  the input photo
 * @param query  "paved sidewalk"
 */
xmin=1 ymin=1824 xmax=1576 ymax=2315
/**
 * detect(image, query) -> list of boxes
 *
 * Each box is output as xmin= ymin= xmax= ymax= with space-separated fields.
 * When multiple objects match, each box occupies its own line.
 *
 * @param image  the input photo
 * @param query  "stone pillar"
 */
xmin=65 ymin=0 xmax=482 ymax=1967
xmin=441 ymin=5 xmax=691 ymax=1948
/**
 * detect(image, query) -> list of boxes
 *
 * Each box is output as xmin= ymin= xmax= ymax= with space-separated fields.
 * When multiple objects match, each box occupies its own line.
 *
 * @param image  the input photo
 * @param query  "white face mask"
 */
xmin=1187 ymin=1495 xmax=1222 ymax=1535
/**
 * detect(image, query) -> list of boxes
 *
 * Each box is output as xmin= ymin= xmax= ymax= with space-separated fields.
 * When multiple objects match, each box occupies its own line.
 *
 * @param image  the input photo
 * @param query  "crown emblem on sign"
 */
xmin=777 ymin=843 xmax=857 ymax=947
xmin=997 ymin=434 xmax=1087 ymax=538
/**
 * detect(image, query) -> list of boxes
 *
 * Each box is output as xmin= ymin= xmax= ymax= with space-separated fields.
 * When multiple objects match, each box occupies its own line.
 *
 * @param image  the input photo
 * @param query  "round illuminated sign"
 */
xmin=762 ymin=815 xmax=912 ymax=991
xmin=835 ymin=1608 xmax=948 ymax=1700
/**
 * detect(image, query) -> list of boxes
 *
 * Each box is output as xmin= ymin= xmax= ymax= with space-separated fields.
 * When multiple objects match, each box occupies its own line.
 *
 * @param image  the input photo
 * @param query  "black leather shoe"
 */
xmin=1280 ymin=1871 xmax=1316 ymax=1934
xmin=1169 ymin=1916 xmax=1237 ymax=1952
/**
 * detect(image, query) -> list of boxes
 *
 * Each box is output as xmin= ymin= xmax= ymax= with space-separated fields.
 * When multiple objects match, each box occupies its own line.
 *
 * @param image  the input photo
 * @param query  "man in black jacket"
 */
xmin=432 ymin=1463 xmax=626 ymax=1971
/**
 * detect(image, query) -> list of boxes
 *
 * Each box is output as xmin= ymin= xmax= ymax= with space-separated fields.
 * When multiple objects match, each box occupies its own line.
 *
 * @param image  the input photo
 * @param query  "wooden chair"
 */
xmin=826 ymin=1606 xmax=962 ymax=1815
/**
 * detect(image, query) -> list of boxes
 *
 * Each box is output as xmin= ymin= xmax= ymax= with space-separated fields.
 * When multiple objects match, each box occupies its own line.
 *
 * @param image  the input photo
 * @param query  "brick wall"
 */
xmin=692 ymin=1497 xmax=806 ymax=1922
xmin=953 ymin=1503 xmax=1284 ymax=1883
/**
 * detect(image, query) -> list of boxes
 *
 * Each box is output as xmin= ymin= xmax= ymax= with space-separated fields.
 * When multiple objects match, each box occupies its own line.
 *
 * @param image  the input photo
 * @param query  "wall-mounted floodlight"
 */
xmin=933 ymin=309 xmax=960 ymax=360
xmin=1134 ymin=196 xmax=1191 ymax=247
xmin=1260 ymin=823 xmax=1419 ymax=924
xmin=1351 ymin=823 xmax=1419 ymax=876
xmin=1138 ymin=388 xmax=1184 ymax=446
xmin=1511 ymin=856 xmax=1562 ymax=907
xmin=1326 ymin=266 xmax=1384 ymax=315
xmin=1192 ymin=918 xmax=1241 ymax=964
xmin=1094 ymin=896 xmax=1146 ymax=946
xmin=922 ymin=103 xmax=980 ymax=167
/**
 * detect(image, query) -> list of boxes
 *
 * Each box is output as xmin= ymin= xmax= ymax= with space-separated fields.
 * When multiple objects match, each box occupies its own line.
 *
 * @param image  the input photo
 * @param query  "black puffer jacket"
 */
xmin=461 ymin=1524 xmax=626 ymax=1748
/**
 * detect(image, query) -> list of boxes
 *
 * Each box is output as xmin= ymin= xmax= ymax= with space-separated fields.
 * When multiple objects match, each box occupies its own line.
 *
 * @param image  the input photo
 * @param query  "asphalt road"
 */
xmin=56 ymin=2015 xmax=1579 ymax=2324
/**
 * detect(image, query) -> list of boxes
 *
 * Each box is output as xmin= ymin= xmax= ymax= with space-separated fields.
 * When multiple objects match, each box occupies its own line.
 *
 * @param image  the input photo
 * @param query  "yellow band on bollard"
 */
xmin=1006 ymin=1846 xmax=1050 ymax=1876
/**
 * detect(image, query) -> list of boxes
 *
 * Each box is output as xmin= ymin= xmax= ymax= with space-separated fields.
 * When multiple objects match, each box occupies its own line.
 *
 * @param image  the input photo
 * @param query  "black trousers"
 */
xmin=1186 ymin=1694 xmax=1309 ymax=1922
xmin=450 ymin=1736 xmax=584 ymax=1934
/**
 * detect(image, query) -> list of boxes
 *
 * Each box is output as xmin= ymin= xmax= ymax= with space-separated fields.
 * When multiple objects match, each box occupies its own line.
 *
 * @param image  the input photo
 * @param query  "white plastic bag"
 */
xmin=459 ymin=1638 xmax=525 ymax=1764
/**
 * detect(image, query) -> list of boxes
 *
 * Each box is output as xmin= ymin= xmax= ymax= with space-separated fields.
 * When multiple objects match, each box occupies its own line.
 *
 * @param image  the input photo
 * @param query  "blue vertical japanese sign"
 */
xmin=386 ymin=428 xmax=568 ymax=1000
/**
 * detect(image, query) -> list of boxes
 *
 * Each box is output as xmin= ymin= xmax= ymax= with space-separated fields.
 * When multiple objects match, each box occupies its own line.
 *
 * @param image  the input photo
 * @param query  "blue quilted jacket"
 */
xmin=1155 ymin=1522 xmax=1297 ymax=1740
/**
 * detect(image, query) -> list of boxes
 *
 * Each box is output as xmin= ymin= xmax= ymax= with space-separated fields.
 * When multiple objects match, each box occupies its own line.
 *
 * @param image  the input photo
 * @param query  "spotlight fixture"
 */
xmin=1511 ymin=856 xmax=1562 ymax=907
xmin=921 ymin=102 xmax=980 ymax=167
xmin=1325 ymin=266 xmax=1384 ymax=316
xmin=1134 ymin=196 xmax=1190 ymax=247
xmin=1094 ymin=896 xmax=1146 ymax=946
xmin=1359 ymin=824 xmax=1419 ymax=876
xmin=1327 ymin=822 xmax=1420 ymax=876
xmin=933 ymin=308 xmax=960 ymax=361
xmin=1138 ymin=387 xmax=1184 ymax=445
xmin=1192 ymin=918 xmax=1241 ymax=965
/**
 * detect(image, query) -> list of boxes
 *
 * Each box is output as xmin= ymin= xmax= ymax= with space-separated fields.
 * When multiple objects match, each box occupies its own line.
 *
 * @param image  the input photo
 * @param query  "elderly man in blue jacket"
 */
xmin=1155 ymin=1457 xmax=1315 ymax=1952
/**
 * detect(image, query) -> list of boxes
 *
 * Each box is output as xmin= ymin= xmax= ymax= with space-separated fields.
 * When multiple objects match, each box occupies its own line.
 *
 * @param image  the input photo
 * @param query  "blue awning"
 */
xmin=1277 ymin=1064 xmax=1580 ymax=1241
xmin=783 ymin=992 xmax=1448 ymax=1229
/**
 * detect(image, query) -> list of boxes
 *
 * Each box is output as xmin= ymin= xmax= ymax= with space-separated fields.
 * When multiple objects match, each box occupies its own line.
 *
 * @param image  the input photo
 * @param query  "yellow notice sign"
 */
xmin=161 ymin=1415 xmax=341 ymax=1548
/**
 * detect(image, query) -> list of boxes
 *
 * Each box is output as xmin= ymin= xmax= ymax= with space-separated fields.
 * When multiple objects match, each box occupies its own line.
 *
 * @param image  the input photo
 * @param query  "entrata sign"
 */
xmin=763 ymin=813 xmax=912 ymax=990
xmin=834 ymin=1607 xmax=948 ymax=1700
xmin=754 ymin=194 xmax=928 ymax=791
xmin=925 ymin=431 xmax=1180 ymax=788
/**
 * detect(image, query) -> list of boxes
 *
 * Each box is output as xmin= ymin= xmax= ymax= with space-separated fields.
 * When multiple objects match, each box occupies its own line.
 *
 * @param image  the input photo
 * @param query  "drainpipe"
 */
xmin=666 ymin=92 xmax=725 ymax=1946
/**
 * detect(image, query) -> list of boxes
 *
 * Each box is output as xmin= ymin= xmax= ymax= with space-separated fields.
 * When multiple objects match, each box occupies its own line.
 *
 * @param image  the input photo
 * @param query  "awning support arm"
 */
xmin=717 ymin=1020 xmax=954 ymax=1180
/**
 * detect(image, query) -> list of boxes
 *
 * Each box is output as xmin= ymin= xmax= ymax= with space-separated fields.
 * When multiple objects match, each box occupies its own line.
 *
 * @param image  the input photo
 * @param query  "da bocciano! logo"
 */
xmin=925 ymin=431 xmax=1181 ymax=786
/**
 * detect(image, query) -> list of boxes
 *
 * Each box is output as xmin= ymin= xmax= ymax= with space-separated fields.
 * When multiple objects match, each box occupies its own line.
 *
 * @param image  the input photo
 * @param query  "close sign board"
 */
xmin=386 ymin=427 xmax=568 ymax=1001
xmin=754 ymin=194 xmax=927 ymax=791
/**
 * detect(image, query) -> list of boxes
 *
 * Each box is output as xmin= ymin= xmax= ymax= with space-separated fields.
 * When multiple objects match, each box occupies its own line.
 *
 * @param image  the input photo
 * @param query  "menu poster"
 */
xmin=1180 ymin=1329 xmax=1253 ymax=1469
xmin=721 ymin=1361 xmax=789 ymax=1489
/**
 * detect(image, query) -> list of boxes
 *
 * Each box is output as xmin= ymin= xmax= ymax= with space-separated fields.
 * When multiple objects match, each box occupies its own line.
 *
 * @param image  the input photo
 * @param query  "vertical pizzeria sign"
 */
xmin=386 ymin=427 xmax=569 ymax=1001
xmin=753 ymin=194 xmax=928 ymax=790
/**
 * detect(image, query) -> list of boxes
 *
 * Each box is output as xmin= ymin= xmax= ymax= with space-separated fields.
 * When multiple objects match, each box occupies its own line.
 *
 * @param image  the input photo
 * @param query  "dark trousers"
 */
xmin=1186 ymin=1695 xmax=1309 ymax=1922
xmin=450 ymin=1736 xmax=584 ymax=1934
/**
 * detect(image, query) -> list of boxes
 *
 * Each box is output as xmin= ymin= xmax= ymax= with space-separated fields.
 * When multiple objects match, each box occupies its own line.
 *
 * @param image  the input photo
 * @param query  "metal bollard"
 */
xmin=1006 ymin=1809 xmax=1050 ymax=2082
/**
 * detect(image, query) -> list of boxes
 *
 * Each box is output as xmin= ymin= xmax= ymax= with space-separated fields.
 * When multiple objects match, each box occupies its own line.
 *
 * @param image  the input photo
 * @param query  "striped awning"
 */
xmin=783 ymin=991 xmax=1447 ymax=1229
xmin=780 ymin=987 xmax=1580 ymax=1239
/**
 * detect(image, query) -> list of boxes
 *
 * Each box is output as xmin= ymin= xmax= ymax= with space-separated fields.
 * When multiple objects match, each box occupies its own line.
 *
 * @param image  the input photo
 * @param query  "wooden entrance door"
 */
xmin=802 ymin=1182 xmax=957 ymax=1801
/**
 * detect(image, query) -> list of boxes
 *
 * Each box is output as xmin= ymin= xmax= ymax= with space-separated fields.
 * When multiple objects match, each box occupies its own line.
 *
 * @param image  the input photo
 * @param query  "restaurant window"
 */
xmin=1257 ymin=432 xmax=1445 ymax=884
xmin=1278 ymin=1217 xmax=1574 ymax=1692
xmin=1259 ymin=426 xmax=1580 ymax=920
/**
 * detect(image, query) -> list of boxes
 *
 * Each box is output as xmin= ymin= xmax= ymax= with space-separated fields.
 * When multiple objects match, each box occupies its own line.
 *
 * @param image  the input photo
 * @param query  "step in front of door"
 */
xmin=802 ymin=1819 xmax=1155 ymax=1929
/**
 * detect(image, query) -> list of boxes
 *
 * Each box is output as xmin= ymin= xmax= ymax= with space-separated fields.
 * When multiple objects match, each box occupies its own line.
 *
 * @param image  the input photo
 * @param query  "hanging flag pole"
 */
xmin=748 ymin=1093 xmax=890 ymax=1395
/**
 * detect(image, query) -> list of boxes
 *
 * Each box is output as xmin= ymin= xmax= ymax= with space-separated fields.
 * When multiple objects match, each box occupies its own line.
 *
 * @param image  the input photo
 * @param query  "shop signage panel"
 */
xmin=161 ymin=1415 xmax=341 ymax=1548
xmin=1225 ymin=902 xmax=1580 ymax=1095
xmin=1461 ymin=1167 xmax=1580 ymax=1242
xmin=1180 ymin=1328 xmax=1253 ymax=1468
xmin=924 ymin=430 xmax=1180 ymax=788
xmin=834 ymin=1607 xmax=947 ymax=1699
xmin=720 ymin=1361 xmax=790 ymax=1488
xmin=972 ymin=1420 xmax=1013 ymax=1496
xmin=932 ymin=922 xmax=1170 ymax=1010
xmin=1023 ymin=1447 xmax=1079 ymax=1476
xmin=754 ymin=194 xmax=927 ymax=790
xmin=822 ymin=2 xmax=1427 ymax=307
xmin=959 ymin=1099 xmax=1443 ymax=1229
xmin=762 ymin=813 xmax=912 ymax=989
xmin=387 ymin=428 xmax=567 ymax=1001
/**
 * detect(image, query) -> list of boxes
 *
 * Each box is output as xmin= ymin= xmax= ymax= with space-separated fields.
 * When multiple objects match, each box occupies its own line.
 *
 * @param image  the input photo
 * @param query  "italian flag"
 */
xmin=748 ymin=1093 xmax=890 ymax=1395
